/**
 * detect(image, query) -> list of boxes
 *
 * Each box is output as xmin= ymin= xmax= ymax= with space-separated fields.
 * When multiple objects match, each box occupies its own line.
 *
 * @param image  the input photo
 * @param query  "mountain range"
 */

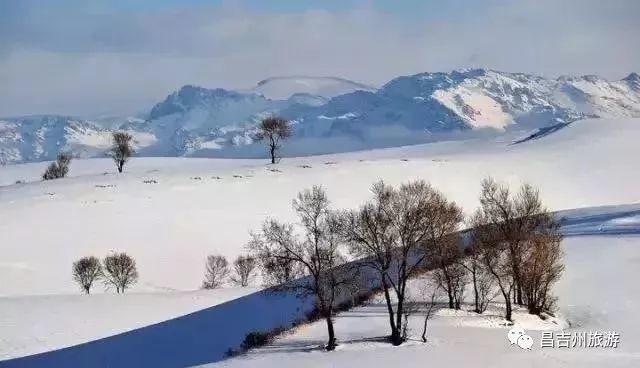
xmin=1 ymin=69 xmax=639 ymax=164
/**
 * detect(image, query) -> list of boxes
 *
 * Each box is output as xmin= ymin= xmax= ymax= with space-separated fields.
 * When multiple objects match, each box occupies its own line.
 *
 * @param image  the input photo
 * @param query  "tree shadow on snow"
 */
xmin=0 ymin=289 xmax=316 ymax=368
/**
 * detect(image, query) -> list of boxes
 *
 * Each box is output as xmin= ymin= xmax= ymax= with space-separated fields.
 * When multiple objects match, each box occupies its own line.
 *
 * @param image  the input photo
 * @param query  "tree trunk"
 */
xmin=393 ymin=282 xmax=406 ymax=346
xmin=381 ymin=277 xmax=398 ymax=343
xmin=517 ymin=285 xmax=523 ymax=306
xmin=421 ymin=315 xmax=428 ymax=343
xmin=270 ymin=145 xmax=276 ymax=164
xmin=505 ymin=297 xmax=512 ymax=321
xmin=117 ymin=160 xmax=124 ymax=173
xmin=325 ymin=315 xmax=337 ymax=351
xmin=472 ymin=271 xmax=480 ymax=313
xmin=394 ymin=298 xmax=404 ymax=345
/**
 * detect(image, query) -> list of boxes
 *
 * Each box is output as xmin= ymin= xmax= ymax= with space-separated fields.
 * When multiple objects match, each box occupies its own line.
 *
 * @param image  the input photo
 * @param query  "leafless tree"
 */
xmin=254 ymin=116 xmax=292 ymax=164
xmin=477 ymin=178 xmax=560 ymax=307
xmin=72 ymin=256 xmax=102 ymax=294
xmin=202 ymin=255 xmax=230 ymax=289
xmin=340 ymin=180 xmax=461 ymax=345
xmin=43 ymin=151 xmax=73 ymax=180
xmin=102 ymin=252 xmax=138 ymax=293
xmin=421 ymin=283 xmax=442 ymax=343
xmin=470 ymin=209 xmax=516 ymax=320
xmin=249 ymin=186 xmax=352 ymax=351
xmin=460 ymin=244 xmax=496 ymax=313
xmin=108 ymin=132 xmax=134 ymax=173
xmin=520 ymin=228 xmax=564 ymax=314
xmin=473 ymin=178 xmax=563 ymax=317
xmin=419 ymin=188 xmax=465 ymax=311
xmin=231 ymin=255 xmax=257 ymax=287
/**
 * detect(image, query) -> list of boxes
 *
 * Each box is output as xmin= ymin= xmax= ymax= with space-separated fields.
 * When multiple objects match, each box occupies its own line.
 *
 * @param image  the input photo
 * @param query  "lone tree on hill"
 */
xmin=108 ymin=132 xmax=134 ymax=173
xmin=255 ymin=116 xmax=292 ymax=164
xmin=72 ymin=256 xmax=102 ymax=294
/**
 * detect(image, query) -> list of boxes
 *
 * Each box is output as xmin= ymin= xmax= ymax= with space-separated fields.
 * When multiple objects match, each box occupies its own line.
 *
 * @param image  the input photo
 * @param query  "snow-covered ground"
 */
xmin=0 ymin=117 xmax=639 ymax=366
xmin=0 ymin=288 xmax=257 ymax=360
xmin=1 ymin=118 xmax=638 ymax=297
xmin=215 ymin=236 xmax=639 ymax=368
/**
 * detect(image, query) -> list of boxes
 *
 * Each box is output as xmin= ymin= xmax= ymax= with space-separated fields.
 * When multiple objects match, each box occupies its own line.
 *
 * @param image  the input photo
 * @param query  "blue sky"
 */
xmin=1 ymin=0 xmax=638 ymax=116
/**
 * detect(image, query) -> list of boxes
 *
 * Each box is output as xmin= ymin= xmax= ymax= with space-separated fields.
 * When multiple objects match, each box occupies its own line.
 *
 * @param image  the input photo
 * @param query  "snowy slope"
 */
xmin=0 ymin=118 xmax=638 ymax=297
xmin=1 ymin=117 xmax=639 ymax=366
xmin=213 ymin=236 xmax=639 ymax=368
xmin=1 ymin=70 xmax=639 ymax=164
xmin=1 ymin=209 xmax=638 ymax=366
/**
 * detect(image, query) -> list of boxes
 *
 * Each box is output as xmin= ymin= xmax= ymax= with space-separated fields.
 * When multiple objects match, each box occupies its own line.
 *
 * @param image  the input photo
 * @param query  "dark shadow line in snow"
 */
xmin=0 ymin=289 xmax=316 ymax=368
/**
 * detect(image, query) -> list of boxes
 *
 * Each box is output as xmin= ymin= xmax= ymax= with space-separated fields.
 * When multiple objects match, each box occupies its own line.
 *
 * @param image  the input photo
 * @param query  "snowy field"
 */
xmin=0 ymin=118 xmax=639 ymax=366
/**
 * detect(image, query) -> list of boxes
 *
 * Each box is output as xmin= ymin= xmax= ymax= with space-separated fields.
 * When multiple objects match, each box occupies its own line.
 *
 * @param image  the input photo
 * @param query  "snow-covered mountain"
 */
xmin=1 ymin=70 xmax=639 ymax=164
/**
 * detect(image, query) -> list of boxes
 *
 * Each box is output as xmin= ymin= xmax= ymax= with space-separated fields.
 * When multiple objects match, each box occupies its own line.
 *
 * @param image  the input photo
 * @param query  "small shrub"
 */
xmin=42 ymin=152 xmax=73 ymax=180
xmin=241 ymin=331 xmax=271 ymax=350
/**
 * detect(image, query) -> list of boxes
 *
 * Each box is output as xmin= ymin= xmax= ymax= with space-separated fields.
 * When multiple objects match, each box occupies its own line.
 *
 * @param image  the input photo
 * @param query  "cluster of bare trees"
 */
xmin=72 ymin=252 xmax=138 ymax=294
xmin=469 ymin=178 xmax=564 ymax=320
xmin=243 ymin=177 xmax=563 ymax=350
xmin=202 ymin=254 xmax=258 ymax=289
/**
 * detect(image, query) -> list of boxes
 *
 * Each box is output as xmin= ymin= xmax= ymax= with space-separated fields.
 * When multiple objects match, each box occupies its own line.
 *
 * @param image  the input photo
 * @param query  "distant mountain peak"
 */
xmin=2 ymin=70 xmax=640 ymax=164
xmin=251 ymin=76 xmax=376 ymax=100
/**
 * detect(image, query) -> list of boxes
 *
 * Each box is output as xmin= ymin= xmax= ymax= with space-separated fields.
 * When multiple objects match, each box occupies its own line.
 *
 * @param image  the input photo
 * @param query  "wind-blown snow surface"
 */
xmin=0 ymin=118 xmax=639 ymax=366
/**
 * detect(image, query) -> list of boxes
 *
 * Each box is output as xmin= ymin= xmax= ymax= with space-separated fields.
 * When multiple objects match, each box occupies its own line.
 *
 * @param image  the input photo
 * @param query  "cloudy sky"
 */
xmin=1 ymin=0 xmax=638 ymax=117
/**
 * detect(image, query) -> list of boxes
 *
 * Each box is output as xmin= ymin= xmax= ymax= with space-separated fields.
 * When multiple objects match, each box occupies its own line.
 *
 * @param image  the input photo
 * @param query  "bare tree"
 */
xmin=202 ymin=255 xmax=230 ymax=289
xmin=472 ymin=178 xmax=563 ymax=318
xmin=254 ymin=116 xmax=292 ymax=164
xmin=249 ymin=186 xmax=351 ymax=351
xmin=470 ymin=210 xmax=515 ymax=320
xmin=420 ymin=189 xmax=465 ymax=311
xmin=341 ymin=180 xmax=461 ymax=346
xmin=459 ymin=244 xmax=496 ymax=314
xmin=42 ymin=151 xmax=73 ymax=180
xmin=520 ymin=227 xmax=564 ymax=314
xmin=230 ymin=255 xmax=257 ymax=287
xmin=72 ymin=256 xmax=102 ymax=294
xmin=102 ymin=252 xmax=138 ymax=293
xmin=421 ymin=283 xmax=441 ymax=343
xmin=108 ymin=132 xmax=134 ymax=173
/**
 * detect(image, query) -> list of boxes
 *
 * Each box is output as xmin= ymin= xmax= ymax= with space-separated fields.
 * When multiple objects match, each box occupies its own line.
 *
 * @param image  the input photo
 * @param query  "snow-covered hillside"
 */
xmin=1 ymin=118 xmax=639 ymax=367
xmin=1 ymin=117 xmax=638 ymax=296
xmin=1 ymin=70 xmax=639 ymax=164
